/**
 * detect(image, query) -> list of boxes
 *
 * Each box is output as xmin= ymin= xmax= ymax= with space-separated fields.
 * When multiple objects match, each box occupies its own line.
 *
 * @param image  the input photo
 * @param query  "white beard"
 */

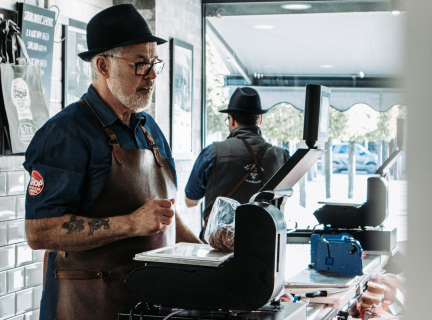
xmin=107 ymin=68 xmax=153 ymax=113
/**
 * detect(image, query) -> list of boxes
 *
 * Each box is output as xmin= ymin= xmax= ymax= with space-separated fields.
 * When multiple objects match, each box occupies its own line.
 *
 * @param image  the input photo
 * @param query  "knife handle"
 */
xmin=305 ymin=290 xmax=328 ymax=298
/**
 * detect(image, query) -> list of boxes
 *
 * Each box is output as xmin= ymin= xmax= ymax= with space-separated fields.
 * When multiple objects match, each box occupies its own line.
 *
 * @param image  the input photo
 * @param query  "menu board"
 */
xmin=17 ymin=3 xmax=55 ymax=110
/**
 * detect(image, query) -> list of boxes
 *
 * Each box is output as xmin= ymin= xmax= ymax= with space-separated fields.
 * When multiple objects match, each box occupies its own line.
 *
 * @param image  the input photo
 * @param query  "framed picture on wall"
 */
xmin=170 ymin=38 xmax=193 ymax=159
xmin=62 ymin=19 xmax=92 ymax=108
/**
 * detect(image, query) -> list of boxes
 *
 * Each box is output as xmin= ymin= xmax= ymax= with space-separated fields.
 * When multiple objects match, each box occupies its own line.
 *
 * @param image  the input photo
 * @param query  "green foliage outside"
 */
xmin=257 ymin=103 xmax=405 ymax=147
xmin=205 ymin=36 xmax=230 ymax=137
xmin=365 ymin=105 xmax=407 ymax=143
xmin=261 ymin=103 xmax=304 ymax=144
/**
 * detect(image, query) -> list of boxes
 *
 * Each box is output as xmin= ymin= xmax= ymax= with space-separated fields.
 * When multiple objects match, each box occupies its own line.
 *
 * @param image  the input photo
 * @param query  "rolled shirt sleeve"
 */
xmin=184 ymin=144 xmax=215 ymax=201
xmin=24 ymin=123 xmax=92 ymax=220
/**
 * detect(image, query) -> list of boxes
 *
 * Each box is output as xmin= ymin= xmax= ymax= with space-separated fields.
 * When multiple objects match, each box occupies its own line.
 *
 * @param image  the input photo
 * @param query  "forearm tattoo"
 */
xmin=88 ymin=218 xmax=110 ymax=235
xmin=62 ymin=216 xmax=85 ymax=234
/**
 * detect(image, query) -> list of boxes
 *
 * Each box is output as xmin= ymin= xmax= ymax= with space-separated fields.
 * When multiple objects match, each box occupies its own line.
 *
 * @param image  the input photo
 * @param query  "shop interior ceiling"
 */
xmin=205 ymin=1 xmax=405 ymax=111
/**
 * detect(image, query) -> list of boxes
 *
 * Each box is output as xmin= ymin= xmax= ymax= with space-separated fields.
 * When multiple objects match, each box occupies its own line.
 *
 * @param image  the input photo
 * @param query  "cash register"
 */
xmin=120 ymin=85 xmax=330 ymax=319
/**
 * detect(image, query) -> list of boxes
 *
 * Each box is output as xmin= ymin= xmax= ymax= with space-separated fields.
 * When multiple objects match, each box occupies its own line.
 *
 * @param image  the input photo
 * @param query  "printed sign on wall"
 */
xmin=0 ymin=64 xmax=50 ymax=155
xmin=17 ymin=3 xmax=55 ymax=110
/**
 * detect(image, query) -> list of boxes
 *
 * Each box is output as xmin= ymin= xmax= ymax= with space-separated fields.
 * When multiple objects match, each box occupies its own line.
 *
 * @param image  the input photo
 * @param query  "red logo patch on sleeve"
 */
xmin=29 ymin=170 xmax=44 ymax=196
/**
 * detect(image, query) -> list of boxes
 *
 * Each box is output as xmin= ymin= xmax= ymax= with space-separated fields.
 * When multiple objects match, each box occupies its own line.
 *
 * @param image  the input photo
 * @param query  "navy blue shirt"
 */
xmin=24 ymin=85 xmax=176 ymax=219
xmin=23 ymin=85 xmax=176 ymax=319
xmin=185 ymin=144 xmax=214 ymax=200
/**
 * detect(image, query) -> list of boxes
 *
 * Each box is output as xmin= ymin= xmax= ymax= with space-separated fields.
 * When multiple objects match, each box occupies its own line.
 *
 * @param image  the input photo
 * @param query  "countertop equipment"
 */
xmin=313 ymin=148 xmax=404 ymax=230
xmin=288 ymin=120 xmax=405 ymax=253
xmin=310 ymin=233 xmax=363 ymax=275
xmin=122 ymin=85 xmax=330 ymax=318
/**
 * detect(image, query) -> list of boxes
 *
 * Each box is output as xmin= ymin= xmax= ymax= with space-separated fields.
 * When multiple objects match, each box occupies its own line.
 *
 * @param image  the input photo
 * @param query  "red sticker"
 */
xmin=29 ymin=170 xmax=44 ymax=196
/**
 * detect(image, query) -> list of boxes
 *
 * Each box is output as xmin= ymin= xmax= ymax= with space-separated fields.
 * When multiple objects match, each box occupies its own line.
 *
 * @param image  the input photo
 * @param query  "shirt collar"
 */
xmin=82 ymin=85 xmax=147 ymax=127
xmin=227 ymin=125 xmax=262 ymax=139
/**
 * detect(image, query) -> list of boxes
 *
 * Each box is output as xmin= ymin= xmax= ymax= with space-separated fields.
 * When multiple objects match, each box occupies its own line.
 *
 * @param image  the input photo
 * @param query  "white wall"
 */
xmin=405 ymin=0 xmax=432 ymax=318
xmin=155 ymin=0 xmax=203 ymax=235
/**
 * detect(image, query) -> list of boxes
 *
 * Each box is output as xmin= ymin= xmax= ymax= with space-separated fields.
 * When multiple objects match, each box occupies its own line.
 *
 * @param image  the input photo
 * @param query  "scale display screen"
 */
xmin=135 ymin=243 xmax=233 ymax=267
xmin=303 ymin=85 xmax=331 ymax=145
xmin=319 ymin=94 xmax=330 ymax=140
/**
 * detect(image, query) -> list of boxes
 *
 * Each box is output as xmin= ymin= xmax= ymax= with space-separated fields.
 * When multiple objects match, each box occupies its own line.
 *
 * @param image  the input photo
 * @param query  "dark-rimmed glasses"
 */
xmin=225 ymin=116 xmax=229 ymax=126
xmin=106 ymin=55 xmax=165 ymax=75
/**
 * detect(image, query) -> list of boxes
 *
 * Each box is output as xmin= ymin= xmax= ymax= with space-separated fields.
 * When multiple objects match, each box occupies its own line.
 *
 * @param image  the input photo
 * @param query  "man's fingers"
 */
xmin=159 ymin=224 xmax=169 ymax=232
xmin=169 ymin=198 xmax=175 ymax=205
xmin=160 ymin=215 xmax=173 ymax=225
xmin=159 ymin=207 xmax=175 ymax=218
xmin=154 ymin=199 xmax=174 ymax=208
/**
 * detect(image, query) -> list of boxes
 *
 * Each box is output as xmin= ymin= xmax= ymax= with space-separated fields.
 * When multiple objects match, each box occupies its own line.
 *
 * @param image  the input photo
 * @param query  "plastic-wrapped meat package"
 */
xmin=204 ymin=197 xmax=240 ymax=252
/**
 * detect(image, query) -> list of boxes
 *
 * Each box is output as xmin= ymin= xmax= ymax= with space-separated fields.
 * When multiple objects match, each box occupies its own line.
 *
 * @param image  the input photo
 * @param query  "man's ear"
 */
xmin=229 ymin=115 xmax=236 ymax=127
xmin=96 ymin=56 xmax=110 ymax=79
xmin=259 ymin=115 xmax=263 ymax=126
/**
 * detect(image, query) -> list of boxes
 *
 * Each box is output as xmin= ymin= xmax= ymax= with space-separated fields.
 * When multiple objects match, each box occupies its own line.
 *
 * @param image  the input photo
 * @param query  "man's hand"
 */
xmin=130 ymin=199 xmax=175 ymax=236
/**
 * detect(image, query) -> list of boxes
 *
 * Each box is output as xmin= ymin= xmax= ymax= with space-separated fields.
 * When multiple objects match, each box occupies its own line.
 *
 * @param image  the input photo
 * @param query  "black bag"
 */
xmin=0 ymin=19 xmax=49 ymax=155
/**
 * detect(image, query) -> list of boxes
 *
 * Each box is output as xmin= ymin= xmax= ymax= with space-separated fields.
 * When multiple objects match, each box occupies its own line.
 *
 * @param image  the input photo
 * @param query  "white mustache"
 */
xmin=137 ymin=86 xmax=153 ymax=91
xmin=137 ymin=81 xmax=154 ymax=91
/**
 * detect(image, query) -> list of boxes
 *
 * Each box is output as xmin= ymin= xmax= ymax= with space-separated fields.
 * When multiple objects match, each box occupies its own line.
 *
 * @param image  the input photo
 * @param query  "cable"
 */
xmin=193 ymin=312 xmax=226 ymax=319
xmin=162 ymin=309 xmax=187 ymax=320
xmin=129 ymin=302 xmax=142 ymax=320
xmin=311 ymin=223 xmax=322 ymax=235
xmin=49 ymin=5 xmax=66 ymax=43
xmin=49 ymin=5 xmax=60 ymax=27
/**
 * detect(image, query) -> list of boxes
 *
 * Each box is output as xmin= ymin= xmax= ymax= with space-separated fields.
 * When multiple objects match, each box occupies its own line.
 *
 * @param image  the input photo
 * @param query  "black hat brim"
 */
xmin=78 ymin=35 xmax=168 ymax=62
xmin=219 ymin=108 xmax=269 ymax=115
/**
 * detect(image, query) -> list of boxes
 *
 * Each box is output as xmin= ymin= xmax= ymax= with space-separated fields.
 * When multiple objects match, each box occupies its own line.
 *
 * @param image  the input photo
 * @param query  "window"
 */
xmin=203 ymin=1 xmax=406 ymax=242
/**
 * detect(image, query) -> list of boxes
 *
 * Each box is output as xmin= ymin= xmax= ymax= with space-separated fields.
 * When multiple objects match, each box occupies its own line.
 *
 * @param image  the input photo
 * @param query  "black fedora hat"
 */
xmin=219 ymin=87 xmax=268 ymax=115
xmin=78 ymin=4 xmax=167 ymax=62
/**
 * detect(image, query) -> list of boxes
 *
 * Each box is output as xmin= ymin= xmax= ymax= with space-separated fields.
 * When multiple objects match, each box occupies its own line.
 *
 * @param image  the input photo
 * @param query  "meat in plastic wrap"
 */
xmin=204 ymin=197 xmax=240 ymax=251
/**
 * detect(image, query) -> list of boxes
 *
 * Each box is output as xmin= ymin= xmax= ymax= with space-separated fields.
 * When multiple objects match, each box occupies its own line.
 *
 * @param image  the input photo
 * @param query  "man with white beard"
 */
xmin=23 ymin=5 xmax=200 ymax=320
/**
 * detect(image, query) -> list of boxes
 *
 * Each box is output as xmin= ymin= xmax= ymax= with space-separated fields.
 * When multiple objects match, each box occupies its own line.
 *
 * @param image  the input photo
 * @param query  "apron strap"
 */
xmin=79 ymin=99 xmax=124 ymax=165
xmin=43 ymin=250 xmax=49 ymax=290
xmin=224 ymin=137 xmax=271 ymax=199
xmin=139 ymin=124 xmax=164 ymax=167
xmin=239 ymin=136 xmax=268 ymax=184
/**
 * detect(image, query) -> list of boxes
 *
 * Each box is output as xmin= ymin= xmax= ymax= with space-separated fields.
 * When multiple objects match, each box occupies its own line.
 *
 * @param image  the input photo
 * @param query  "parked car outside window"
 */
xmin=332 ymin=143 xmax=378 ymax=174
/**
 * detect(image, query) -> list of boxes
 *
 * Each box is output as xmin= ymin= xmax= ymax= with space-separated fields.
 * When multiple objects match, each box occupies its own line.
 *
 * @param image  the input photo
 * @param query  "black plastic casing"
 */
xmin=125 ymin=202 xmax=287 ymax=311
xmin=303 ymin=84 xmax=331 ymax=148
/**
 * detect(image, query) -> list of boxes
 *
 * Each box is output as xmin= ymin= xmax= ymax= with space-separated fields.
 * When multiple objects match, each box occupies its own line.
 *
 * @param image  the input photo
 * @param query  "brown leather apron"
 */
xmin=54 ymin=100 xmax=176 ymax=320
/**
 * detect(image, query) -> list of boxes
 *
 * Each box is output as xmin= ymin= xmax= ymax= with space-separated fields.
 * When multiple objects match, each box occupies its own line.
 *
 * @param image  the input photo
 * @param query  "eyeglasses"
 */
xmin=225 ymin=116 xmax=229 ymax=126
xmin=106 ymin=55 xmax=165 ymax=75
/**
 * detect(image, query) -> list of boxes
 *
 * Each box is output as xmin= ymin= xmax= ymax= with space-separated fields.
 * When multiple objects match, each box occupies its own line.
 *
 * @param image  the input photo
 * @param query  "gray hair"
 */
xmin=90 ymin=47 xmax=124 ymax=81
